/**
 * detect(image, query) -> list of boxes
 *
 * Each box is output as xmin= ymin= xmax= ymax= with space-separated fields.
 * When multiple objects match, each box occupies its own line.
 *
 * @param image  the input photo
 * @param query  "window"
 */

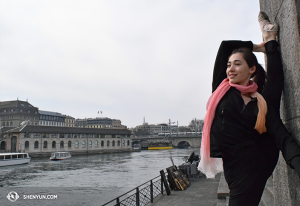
xmin=24 ymin=133 xmax=30 ymax=138
xmin=59 ymin=134 xmax=64 ymax=138
xmin=34 ymin=141 xmax=39 ymax=149
xmin=1 ymin=141 xmax=6 ymax=150
xmin=118 ymin=140 xmax=120 ymax=146
xmin=52 ymin=141 xmax=56 ymax=148
xmin=43 ymin=141 xmax=47 ymax=148
xmin=60 ymin=141 xmax=64 ymax=148
xmin=82 ymin=140 xmax=85 ymax=148
xmin=127 ymin=140 xmax=130 ymax=146
xmin=89 ymin=140 xmax=92 ymax=148
xmin=51 ymin=133 xmax=57 ymax=138
xmin=101 ymin=141 xmax=104 ymax=147
xmin=112 ymin=140 xmax=115 ymax=147
xmin=67 ymin=134 xmax=71 ymax=138
xmin=100 ymin=135 xmax=105 ymax=138
xmin=107 ymin=141 xmax=110 ymax=147
xmin=75 ymin=141 xmax=79 ymax=148
xmin=25 ymin=141 xmax=30 ymax=149
xmin=73 ymin=134 xmax=78 ymax=138
xmin=68 ymin=141 xmax=71 ymax=148
xmin=95 ymin=140 xmax=98 ymax=147
xmin=34 ymin=133 xmax=40 ymax=138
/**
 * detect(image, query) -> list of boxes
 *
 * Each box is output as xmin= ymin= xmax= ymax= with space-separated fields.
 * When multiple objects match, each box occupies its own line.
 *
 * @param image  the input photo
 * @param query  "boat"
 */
xmin=50 ymin=152 xmax=71 ymax=161
xmin=147 ymin=142 xmax=173 ymax=150
xmin=0 ymin=153 xmax=31 ymax=167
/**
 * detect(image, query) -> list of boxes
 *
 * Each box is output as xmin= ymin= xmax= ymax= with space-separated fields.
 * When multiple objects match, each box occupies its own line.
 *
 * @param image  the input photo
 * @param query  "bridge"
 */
xmin=132 ymin=135 xmax=201 ymax=148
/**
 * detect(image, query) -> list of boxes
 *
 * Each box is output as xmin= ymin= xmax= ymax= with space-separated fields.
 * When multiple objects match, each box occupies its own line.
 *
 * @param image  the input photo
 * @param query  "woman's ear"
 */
xmin=250 ymin=65 xmax=256 ymax=75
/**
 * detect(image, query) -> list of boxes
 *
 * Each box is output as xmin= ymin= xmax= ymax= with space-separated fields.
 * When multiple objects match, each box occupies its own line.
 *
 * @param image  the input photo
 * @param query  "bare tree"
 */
xmin=188 ymin=119 xmax=204 ymax=132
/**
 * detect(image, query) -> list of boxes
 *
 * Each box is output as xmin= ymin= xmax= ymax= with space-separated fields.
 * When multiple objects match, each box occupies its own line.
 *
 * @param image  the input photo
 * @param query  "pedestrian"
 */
xmin=198 ymin=12 xmax=300 ymax=206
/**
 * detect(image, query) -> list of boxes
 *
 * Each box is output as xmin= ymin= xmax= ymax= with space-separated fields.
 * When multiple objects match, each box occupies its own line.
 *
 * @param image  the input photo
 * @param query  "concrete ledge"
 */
xmin=217 ymin=172 xmax=229 ymax=199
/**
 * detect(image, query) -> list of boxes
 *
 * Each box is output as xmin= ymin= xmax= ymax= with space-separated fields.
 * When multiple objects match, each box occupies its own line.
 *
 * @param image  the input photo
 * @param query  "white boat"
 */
xmin=0 ymin=153 xmax=31 ymax=167
xmin=50 ymin=152 xmax=71 ymax=161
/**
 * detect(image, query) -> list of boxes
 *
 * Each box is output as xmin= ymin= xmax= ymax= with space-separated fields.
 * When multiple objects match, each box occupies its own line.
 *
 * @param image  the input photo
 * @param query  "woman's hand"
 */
xmin=253 ymin=42 xmax=266 ymax=53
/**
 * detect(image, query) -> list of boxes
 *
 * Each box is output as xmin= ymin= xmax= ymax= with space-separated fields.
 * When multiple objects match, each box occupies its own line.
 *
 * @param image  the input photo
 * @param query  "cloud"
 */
xmin=0 ymin=0 xmax=264 ymax=127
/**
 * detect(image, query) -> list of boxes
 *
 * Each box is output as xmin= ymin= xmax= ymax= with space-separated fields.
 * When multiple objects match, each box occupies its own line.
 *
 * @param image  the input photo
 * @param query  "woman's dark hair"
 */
xmin=230 ymin=47 xmax=266 ymax=93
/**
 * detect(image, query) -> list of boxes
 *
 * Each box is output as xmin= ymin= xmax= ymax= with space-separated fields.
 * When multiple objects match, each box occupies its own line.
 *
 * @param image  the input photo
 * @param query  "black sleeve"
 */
xmin=266 ymin=108 xmax=300 ymax=176
xmin=212 ymin=41 xmax=253 ymax=92
xmin=262 ymin=41 xmax=284 ymax=111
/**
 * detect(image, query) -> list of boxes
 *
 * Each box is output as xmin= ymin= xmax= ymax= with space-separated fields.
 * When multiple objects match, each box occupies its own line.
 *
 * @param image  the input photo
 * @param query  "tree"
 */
xmin=188 ymin=119 xmax=204 ymax=132
xmin=178 ymin=126 xmax=191 ymax=132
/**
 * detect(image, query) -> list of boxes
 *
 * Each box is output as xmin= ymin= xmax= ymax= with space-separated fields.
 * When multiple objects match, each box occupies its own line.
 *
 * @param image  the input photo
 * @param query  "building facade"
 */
xmin=39 ymin=110 xmax=65 ymax=127
xmin=0 ymin=100 xmax=39 ymax=127
xmin=0 ymin=125 xmax=132 ymax=155
xmin=64 ymin=115 xmax=75 ymax=127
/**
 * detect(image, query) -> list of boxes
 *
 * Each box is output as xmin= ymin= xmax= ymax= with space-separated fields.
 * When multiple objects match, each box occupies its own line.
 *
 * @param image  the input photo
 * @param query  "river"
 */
xmin=0 ymin=148 xmax=199 ymax=206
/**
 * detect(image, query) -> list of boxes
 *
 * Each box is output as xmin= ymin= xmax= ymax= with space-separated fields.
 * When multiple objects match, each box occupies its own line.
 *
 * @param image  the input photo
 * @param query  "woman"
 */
xmin=198 ymin=12 xmax=300 ymax=206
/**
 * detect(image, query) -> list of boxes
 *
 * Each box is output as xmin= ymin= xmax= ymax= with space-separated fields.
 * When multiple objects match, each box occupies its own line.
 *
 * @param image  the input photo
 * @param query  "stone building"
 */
xmin=75 ymin=117 xmax=123 ymax=128
xmin=259 ymin=1 xmax=300 ymax=205
xmin=0 ymin=100 xmax=39 ymax=127
xmin=39 ymin=110 xmax=66 ymax=127
xmin=0 ymin=125 xmax=132 ymax=155
xmin=133 ymin=122 xmax=178 ymax=135
xmin=64 ymin=115 xmax=75 ymax=127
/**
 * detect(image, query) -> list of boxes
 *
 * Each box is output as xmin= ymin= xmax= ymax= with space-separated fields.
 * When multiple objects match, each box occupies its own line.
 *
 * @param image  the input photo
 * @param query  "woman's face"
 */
xmin=227 ymin=53 xmax=256 ymax=86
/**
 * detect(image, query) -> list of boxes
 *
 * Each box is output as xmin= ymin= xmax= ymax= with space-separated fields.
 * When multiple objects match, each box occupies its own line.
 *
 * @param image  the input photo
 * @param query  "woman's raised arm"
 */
xmin=212 ymin=41 xmax=253 ymax=92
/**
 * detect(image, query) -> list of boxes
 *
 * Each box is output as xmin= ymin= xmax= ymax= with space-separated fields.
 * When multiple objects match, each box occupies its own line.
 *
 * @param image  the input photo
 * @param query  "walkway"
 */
xmin=147 ymin=173 xmax=221 ymax=206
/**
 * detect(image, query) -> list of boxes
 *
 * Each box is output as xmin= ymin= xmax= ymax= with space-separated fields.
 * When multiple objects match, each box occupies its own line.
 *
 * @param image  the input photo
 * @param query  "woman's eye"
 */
xmin=227 ymin=65 xmax=231 ymax=68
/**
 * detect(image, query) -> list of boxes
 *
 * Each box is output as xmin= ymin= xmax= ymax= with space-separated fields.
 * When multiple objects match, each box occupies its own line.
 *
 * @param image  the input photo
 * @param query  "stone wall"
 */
xmin=259 ymin=0 xmax=300 ymax=205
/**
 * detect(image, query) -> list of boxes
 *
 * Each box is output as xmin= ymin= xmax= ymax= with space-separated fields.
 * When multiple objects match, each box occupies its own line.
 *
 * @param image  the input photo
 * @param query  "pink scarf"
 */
xmin=198 ymin=78 xmax=267 ymax=179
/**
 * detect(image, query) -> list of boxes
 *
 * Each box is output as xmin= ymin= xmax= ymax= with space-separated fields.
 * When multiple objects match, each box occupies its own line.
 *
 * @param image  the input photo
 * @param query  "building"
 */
xmin=0 ymin=100 xmax=39 ymax=127
xmin=0 ymin=125 xmax=132 ymax=155
xmin=39 ymin=110 xmax=65 ymax=127
xmin=64 ymin=115 xmax=75 ymax=127
xmin=75 ymin=117 xmax=123 ymax=129
xmin=133 ymin=122 xmax=178 ymax=136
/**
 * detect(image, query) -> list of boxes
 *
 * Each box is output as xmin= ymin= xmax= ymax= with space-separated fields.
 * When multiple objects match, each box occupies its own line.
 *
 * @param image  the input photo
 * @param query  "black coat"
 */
xmin=210 ymin=40 xmax=300 ymax=176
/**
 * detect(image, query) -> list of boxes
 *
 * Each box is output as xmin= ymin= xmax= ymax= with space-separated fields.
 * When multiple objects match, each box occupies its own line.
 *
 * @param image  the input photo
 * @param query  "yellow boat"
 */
xmin=148 ymin=146 xmax=173 ymax=150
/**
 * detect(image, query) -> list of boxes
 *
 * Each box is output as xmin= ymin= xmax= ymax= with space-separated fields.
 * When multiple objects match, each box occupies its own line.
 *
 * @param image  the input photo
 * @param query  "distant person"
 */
xmin=198 ymin=12 xmax=300 ymax=206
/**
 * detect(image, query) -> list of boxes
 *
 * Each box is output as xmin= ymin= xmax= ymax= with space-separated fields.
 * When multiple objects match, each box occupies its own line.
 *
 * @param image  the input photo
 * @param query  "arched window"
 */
xmin=43 ymin=141 xmax=47 ymax=148
xmin=25 ymin=141 xmax=29 ymax=149
xmin=1 ymin=141 xmax=6 ymax=150
xmin=75 ymin=141 xmax=79 ymax=148
xmin=127 ymin=140 xmax=130 ymax=146
xmin=101 ymin=141 xmax=104 ymax=147
xmin=107 ymin=140 xmax=110 ymax=147
xmin=89 ymin=140 xmax=92 ymax=148
xmin=60 ymin=141 xmax=64 ymax=148
xmin=95 ymin=140 xmax=98 ymax=147
xmin=68 ymin=141 xmax=72 ymax=148
xmin=52 ymin=141 xmax=56 ymax=148
xmin=112 ymin=140 xmax=115 ymax=147
xmin=34 ymin=141 xmax=39 ymax=149
xmin=82 ymin=140 xmax=85 ymax=148
xmin=10 ymin=121 xmax=13 ymax=126
xmin=118 ymin=140 xmax=120 ymax=146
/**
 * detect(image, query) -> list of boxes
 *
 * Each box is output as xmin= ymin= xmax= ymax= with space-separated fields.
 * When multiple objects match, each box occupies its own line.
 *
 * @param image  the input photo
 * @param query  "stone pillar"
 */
xmin=259 ymin=0 xmax=300 ymax=205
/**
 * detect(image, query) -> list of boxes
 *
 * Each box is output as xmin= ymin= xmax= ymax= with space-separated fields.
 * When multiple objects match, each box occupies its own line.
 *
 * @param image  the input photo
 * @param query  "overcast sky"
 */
xmin=0 ymin=0 xmax=265 ymax=128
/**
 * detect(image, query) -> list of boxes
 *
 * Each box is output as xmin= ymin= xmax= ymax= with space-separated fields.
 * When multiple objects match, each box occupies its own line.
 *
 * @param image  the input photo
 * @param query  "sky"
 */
xmin=0 ymin=0 xmax=265 ymax=128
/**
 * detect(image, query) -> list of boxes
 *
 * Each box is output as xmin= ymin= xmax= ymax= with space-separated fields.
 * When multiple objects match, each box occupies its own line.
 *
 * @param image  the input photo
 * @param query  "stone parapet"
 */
xmin=260 ymin=0 xmax=300 ymax=206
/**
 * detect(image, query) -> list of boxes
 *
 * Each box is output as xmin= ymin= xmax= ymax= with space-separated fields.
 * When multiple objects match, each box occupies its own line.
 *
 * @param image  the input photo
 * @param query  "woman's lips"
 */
xmin=228 ymin=74 xmax=237 ymax=78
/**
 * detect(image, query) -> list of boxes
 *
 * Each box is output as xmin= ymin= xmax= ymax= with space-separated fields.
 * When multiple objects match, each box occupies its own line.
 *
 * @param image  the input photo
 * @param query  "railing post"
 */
xmin=150 ymin=180 xmax=153 ymax=203
xmin=116 ymin=197 xmax=120 ymax=206
xmin=136 ymin=187 xmax=140 ymax=206
xmin=161 ymin=175 xmax=164 ymax=194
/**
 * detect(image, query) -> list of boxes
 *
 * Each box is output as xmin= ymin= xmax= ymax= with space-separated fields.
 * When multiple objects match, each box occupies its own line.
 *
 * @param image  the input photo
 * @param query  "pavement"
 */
xmin=146 ymin=173 xmax=221 ymax=206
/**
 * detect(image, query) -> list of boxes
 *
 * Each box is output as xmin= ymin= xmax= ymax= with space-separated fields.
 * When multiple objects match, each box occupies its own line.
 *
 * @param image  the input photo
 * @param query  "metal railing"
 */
xmin=102 ymin=173 xmax=166 ymax=206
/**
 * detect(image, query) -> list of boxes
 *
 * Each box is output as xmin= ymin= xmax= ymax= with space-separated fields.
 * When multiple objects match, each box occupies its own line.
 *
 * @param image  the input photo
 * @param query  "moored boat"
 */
xmin=50 ymin=152 xmax=71 ymax=161
xmin=0 ymin=153 xmax=31 ymax=167
xmin=147 ymin=142 xmax=173 ymax=150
